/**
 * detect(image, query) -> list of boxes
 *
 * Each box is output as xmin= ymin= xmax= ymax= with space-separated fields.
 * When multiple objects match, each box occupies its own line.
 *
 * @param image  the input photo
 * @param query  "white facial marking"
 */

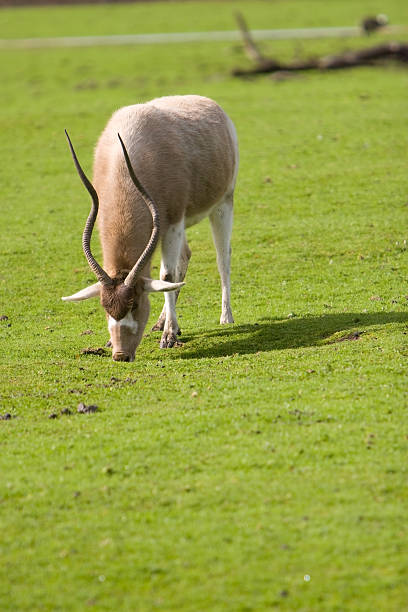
xmin=108 ymin=312 xmax=138 ymax=334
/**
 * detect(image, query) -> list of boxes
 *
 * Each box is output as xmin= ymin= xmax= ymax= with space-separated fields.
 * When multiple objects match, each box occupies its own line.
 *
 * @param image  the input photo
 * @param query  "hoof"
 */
xmin=160 ymin=332 xmax=179 ymax=348
xmin=220 ymin=315 xmax=234 ymax=324
xmin=220 ymin=306 xmax=234 ymax=324
xmin=151 ymin=316 xmax=165 ymax=332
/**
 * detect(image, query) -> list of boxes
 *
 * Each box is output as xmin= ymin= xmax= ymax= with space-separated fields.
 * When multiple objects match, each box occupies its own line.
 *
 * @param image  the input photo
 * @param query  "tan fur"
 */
xmin=93 ymin=95 xmax=237 ymax=278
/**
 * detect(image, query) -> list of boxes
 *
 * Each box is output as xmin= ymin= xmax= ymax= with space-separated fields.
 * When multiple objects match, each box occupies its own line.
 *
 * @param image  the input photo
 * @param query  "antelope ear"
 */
xmin=62 ymin=282 xmax=101 ymax=302
xmin=142 ymin=278 xmax=185 ymax=293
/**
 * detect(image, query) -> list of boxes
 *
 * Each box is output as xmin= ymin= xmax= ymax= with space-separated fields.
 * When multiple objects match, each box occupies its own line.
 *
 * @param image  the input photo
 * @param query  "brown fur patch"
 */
xmin=101 ymin=283 xmax=135 ymax=321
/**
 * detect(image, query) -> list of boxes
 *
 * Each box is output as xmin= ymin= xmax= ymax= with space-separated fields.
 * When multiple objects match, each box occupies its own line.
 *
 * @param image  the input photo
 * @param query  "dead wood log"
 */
xmin=234 ymin=11 xmax=266 ymax=65
xmin=317 ymin=41 xmax=408 ymax=69
xmin=233 ymin=13 xmax=408 ymax=77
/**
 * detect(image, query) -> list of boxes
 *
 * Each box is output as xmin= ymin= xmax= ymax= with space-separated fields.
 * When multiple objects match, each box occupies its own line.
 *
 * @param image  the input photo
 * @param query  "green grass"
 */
xmin=1 ymin=1 xmax=408 ymax=610
xmin=1 ymin=0 xmax=407 ymax=39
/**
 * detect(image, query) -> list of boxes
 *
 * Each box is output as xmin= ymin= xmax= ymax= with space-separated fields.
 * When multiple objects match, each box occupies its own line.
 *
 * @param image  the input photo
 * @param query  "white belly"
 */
xmin=184 ymin=203 xmax=216 ymax=229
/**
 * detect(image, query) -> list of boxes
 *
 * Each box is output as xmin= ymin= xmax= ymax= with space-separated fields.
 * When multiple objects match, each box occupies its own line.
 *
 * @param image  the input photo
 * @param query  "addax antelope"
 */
xmin=63 ymin=95 xmax=238 ymax=362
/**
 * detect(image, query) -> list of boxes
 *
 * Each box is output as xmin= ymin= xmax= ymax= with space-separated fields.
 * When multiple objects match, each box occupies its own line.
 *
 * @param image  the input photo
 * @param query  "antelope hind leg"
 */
xmin=209 ymin=196 xmax=234 ymax=324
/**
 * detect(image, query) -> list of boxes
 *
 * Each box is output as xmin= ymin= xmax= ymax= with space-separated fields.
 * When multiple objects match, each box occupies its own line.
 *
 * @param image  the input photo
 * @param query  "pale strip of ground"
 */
xmin=0 ymin=25 xmax=405 ymax=49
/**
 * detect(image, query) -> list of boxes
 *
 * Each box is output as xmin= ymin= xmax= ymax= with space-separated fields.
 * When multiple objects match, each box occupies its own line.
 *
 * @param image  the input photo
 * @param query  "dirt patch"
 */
xmin=80 ymin=347 xmax=108 ymax=356
xmin=80 ymin=329 xmax=94 ymax=336
xmin=77 ymin=402 xmax=99 ymax=413
xmin=326 ymin=330 xmax=364 ymax=344
xmin=335 ymin=331 xmax=363 ymax=342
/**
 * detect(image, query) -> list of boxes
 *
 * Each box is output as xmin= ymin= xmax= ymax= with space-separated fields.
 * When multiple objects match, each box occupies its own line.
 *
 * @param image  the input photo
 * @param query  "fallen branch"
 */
xmin=233 ymin=12 xmax=408 ymax=76
xmin=234 ymin=11 xmax=266 ymax=65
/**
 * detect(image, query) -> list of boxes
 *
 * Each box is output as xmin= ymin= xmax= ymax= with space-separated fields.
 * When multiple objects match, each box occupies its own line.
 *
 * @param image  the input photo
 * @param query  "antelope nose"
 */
xmin=112 ymin=352 xmax=130 ymax=362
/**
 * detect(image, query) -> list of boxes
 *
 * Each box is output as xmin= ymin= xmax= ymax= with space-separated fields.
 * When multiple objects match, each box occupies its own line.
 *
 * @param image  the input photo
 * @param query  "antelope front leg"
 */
xmin=152 ymin=236 xmax=191 ymax=333
xmin=151 ymin=305 xmax=167 ymax=332
xmin=159 ymin=220 xmax=185 ymax=348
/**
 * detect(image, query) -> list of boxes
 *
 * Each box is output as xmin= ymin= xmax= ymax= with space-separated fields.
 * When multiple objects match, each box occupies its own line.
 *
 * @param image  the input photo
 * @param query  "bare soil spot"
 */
xmin=80 ymin=347 xmax=108 ymax=356
xmin=77 ymin=402 xmax=99 ymax=414
xmin=335 ymin=331 xmax=363 ymax=342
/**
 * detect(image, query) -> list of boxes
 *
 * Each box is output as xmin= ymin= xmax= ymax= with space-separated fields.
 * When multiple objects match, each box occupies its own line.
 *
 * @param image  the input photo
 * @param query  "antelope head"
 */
xmin=62 ymin=131 xmax=183 ymax=362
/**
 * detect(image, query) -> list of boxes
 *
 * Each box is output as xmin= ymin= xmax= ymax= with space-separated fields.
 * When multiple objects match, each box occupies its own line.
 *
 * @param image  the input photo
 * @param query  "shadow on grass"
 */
xmin=179 ymin=311 xmax=408 ymax=359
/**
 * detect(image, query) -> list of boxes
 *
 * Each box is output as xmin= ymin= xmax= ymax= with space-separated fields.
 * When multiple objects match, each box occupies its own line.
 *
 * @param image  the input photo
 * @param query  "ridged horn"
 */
xmin=117 ymin=133 xmax=160 ymax=288
xmin=65 ymin=130 xmax=113 ymax=287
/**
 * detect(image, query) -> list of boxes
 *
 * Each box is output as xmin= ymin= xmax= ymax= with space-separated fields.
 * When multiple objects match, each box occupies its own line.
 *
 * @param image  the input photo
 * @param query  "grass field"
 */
xmin=1 ymin=1 xmax=408 ymax=610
